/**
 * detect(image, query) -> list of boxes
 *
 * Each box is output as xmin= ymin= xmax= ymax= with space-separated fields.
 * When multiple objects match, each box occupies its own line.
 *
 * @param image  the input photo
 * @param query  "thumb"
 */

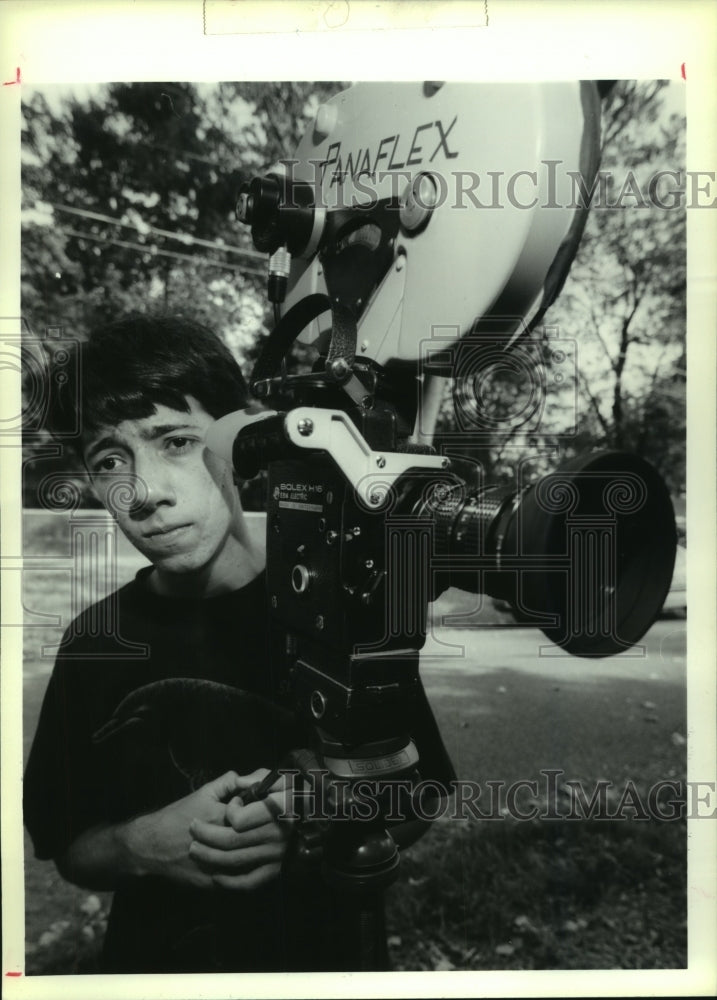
xmin=232 ymin=768 xmax=271 ymax=791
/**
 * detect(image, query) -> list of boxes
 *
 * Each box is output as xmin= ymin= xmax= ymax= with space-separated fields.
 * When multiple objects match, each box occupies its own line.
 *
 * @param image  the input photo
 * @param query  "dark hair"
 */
xmin=47 ymin=314 xmax=250 ymax=453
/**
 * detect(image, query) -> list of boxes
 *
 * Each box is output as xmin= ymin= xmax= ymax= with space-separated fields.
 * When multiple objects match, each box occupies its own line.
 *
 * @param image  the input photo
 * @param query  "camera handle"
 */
xmin=238 ymin=737 xmax=420 ymax=886
xmin=237 ymin=736 xmax=421 ymax=970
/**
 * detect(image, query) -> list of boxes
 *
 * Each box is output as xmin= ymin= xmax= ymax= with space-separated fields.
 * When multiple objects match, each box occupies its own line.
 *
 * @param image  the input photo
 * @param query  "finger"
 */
xmin=230 ymin=784 xmax=296 ymax=821
xmin=231 ymin=768 xmax=271 ymax=790
xmin=225 ymin=796 xmax=291 ymax=834
xmin=190 ymin=817 xmax=283 ymax=850
xmin=189 ymin=840 xmax=285 ymax=873
xmin=204 ymin=770 xmax=244 ymax=802
xmin=212 ymin=862 xmax=282 ymax=892
xmin=263 ymin=788 xmax=295 ymax=822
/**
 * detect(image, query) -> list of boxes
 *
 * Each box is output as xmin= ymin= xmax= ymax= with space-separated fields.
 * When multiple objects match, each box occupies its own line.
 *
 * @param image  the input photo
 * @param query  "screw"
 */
xmin=417 ymin=173 xmax=438 ymax=209
xmin=310 ymin=689 xmax=327 ymax=718
xmin=376 ymin=455 xmax=386 ymax=468
xmin=441 ymin=457 xmax=450 ymax=469
xmin=315 ymin=615 xmax=325 ymax=631
xmin=360 ymin=341 xmax=369 ymax=352
xmin=329 ymin=357 xmax=350 ymax=380
xmin=297 ymin=418 xmax=314 ymax=436
xmin=370 ymin=493 xmax=382 ymax=505
xmin=365 ymin=559 xmax=374 ymax=569
xmin=326 ymin=530 xmax=339 ymax=545
xmin=237 ymin=192 xmax=251 ymax=221
xmin=352 ymin=526 xmax=361 ymax=537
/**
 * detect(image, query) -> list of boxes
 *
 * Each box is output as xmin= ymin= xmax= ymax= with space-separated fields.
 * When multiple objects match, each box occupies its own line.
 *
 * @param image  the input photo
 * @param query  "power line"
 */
xmin=48 ymin=202 xmax=267 ymax=263
xmin=56 ymin=227 xmax=266 ymax=277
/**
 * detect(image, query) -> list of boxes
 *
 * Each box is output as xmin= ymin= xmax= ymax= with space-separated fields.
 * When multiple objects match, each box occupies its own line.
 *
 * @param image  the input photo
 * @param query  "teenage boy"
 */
xmin=24 ymin=314 xmax=454 ymax=973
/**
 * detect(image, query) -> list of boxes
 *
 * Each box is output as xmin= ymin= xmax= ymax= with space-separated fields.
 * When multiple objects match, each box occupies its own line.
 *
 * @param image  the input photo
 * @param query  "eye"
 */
xmin=165 ymin=436 xmax=198 ymax=454
xmin=93 ymin=455 xmax=124 ymax=473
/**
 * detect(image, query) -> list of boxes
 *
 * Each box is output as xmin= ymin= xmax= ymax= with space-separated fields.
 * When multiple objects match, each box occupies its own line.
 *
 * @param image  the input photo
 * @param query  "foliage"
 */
xmin=557 ymin=81 xmax=686 ymax=491
xmin=21 ymin=81 xmax=344 ymax=505
xmin=435 ymin=81 xmax=686 ymax=495
xmin=21 ymin=81 xmax=686 ymax=503
xmin=21 ymin=81 xmax=343 ymax=345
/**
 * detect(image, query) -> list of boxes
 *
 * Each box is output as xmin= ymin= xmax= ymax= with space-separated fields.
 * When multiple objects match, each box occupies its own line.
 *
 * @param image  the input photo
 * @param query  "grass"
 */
xmin=387 ymin=813 xmax=686 ymax=970
xmin=20 ymin=511 xmax=688 ymax=973
xmin=23 ymin=808 xmax=687 ymax=974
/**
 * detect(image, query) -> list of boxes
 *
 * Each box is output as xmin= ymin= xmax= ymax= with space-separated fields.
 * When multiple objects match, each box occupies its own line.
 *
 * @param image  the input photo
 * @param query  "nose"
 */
xmin=128 ymin=449 xmax=177 ymax=517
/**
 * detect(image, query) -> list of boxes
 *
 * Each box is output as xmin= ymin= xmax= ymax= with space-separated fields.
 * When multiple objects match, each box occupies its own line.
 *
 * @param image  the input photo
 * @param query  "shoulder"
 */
xmin=56 ymin=571 xmax=152 ymax=660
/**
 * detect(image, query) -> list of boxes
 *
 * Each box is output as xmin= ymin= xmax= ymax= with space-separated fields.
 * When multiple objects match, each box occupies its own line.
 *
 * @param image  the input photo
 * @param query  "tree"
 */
xmin=21 ymin=82 xmax=342 ymax=346
xmin=545 ymin=81 xmax=686 ymax=493
xmin=21 ymin=81 xmax=344 ymax=506
xmin=433 ymin=81 xmax=686 ymax=496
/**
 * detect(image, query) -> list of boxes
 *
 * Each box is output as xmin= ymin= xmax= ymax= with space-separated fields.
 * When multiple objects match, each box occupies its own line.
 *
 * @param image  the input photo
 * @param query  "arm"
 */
xmin=56 ymin=818 xmax=147 ymax=892
xmin=56 ymin=770 xmax=292 ymax=892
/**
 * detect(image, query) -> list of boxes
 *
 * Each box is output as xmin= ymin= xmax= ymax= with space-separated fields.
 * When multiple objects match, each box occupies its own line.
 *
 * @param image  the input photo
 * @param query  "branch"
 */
xmin=586 ymin=299 xmax=617 ymax=373
xmin=637 ymin=342 xmax=671 ymax=451
xmin=577 ymin=370 xmax=611 ymax=441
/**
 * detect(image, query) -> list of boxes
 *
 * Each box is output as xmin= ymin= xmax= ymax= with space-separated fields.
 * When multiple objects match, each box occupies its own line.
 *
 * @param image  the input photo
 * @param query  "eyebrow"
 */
xmin=83 ymin=423 xmax=203 ymax=463
xmin=141 ymin=423 xmax=201 ymax=440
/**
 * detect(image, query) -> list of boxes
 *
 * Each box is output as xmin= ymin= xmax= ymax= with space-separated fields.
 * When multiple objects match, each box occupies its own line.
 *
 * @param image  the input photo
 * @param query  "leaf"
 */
xmin=495 ymin=943 xmax=515 ymax=957
xmin=80 ymin=895 xmax=102 ymax=917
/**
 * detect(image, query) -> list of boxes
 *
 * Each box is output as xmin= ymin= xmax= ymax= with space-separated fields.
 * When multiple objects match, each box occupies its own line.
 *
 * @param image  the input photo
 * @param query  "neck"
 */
xmin=147 ymin=534 xmax=266 ymax=599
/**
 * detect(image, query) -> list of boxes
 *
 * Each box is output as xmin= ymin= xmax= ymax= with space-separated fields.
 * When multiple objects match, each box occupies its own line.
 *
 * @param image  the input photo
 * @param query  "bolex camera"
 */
xmin=207 ymin=82 xmax=676 ymax=898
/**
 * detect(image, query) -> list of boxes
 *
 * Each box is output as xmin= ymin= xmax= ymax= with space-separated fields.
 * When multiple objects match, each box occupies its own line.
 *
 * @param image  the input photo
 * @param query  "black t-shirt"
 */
xmin=24 ymin=567 xmax=455 ymax=972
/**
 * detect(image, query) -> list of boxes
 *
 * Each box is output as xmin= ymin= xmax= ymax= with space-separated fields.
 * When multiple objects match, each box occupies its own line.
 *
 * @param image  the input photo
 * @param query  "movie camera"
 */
xmin=207 ymin=82 xmax=677 ymax=919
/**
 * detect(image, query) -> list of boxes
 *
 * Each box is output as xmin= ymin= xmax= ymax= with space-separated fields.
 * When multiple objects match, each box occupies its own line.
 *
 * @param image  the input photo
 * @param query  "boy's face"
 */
xmin=83 ymin=397 xmax=243 ymax=588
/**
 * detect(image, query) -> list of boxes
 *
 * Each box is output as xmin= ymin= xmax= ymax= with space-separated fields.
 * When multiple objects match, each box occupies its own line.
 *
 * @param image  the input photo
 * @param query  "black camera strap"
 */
xmin=251 ymin=292 xmax=357 ymax=386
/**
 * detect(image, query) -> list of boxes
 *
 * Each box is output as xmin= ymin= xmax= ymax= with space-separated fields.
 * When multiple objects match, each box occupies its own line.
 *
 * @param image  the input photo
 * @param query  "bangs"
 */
xmin=46 ymin=313 xmax=250 ymax=454
xmin=82 ymin=386 xmax=192 ymax=434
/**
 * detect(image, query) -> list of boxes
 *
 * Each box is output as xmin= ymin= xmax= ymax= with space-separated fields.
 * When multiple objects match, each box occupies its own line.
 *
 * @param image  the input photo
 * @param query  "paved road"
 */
xmin=418 ymin=616 xmax=687 ymax=791
xmin=421 ymin=618 xmax=686 ymax=683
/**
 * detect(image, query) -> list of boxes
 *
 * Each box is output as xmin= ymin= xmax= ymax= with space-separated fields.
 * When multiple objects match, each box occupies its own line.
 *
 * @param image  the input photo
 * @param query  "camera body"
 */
xmin=208 ymin=81 xmax=678 ymax=890
xmin=267 ymin=454 xmax=426 ymax=744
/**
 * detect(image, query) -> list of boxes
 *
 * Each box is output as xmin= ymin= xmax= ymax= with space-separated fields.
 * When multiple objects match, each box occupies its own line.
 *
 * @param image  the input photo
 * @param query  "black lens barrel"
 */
xmin=419 ymin=452 xmax=677 ymax=657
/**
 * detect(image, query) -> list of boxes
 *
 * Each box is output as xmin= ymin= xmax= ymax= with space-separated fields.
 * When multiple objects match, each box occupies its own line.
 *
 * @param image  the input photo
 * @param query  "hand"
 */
xmin=188 ymin=768 xmax=296 ymax=891
xmin=126 ymin=770 xmax=245 ymax=889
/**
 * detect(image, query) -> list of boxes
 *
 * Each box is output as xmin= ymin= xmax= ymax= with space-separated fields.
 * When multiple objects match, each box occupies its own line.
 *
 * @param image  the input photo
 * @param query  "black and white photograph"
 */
xmin=1 ymin=3 xmax=715 ymax=998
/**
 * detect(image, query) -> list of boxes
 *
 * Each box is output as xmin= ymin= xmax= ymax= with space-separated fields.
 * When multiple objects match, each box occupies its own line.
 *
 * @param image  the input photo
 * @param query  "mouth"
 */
xmin=143 ymin=523 xmax=193 ymax=541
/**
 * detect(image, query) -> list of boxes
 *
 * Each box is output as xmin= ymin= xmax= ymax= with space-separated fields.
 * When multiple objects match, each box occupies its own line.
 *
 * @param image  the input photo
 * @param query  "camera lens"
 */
xmin=419 ymin=451 xmax=677 ymax=657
